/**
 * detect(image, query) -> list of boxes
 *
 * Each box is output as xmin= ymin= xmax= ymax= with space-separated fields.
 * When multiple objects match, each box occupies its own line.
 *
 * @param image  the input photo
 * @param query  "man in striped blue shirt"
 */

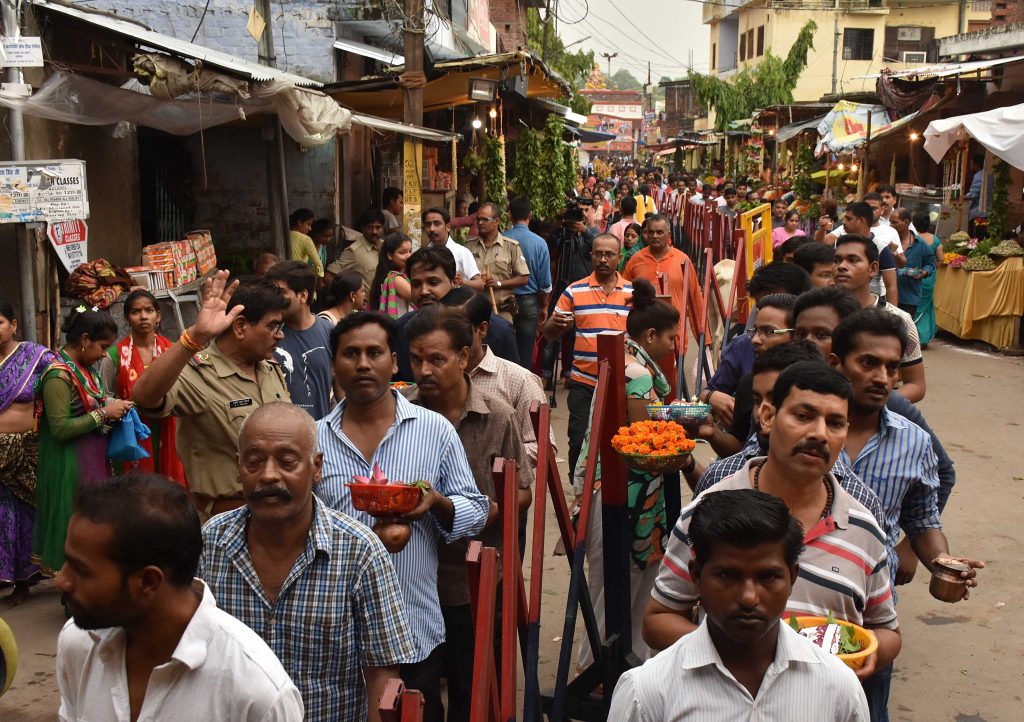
xmin=828 ymin=309 xmax=983 ymax=722
xmin=315 ymin=312 xmax=490 ymax=722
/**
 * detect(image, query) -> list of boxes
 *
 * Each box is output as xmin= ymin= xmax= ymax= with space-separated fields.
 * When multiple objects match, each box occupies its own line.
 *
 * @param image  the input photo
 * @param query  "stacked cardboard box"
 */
xmin=185 ymin=230 xmax=216 ymax=275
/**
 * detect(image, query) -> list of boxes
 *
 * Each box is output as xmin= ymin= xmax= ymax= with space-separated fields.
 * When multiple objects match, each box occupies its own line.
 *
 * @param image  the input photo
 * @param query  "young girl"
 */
xmin=317 ymin=273 xmax=366 ymax=325
xmin=368 ymin=231 xmax=414 ymax=318
xmin=619 ymin=222 xmax=644 ymax=271
xmin=102 ymin=290 xmax=186 ymax=486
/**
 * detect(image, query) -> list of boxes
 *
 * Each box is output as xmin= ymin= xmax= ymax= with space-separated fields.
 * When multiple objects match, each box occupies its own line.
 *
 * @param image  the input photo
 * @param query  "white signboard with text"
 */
xmin=0 ymin=160 xmax=89 ymax=223
xmin=0 ymin=37 xmax=43 ymax=67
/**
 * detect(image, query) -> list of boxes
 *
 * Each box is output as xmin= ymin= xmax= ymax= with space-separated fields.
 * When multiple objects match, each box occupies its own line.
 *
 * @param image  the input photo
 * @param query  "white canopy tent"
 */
xmin=923 ymin=102 xmax=1024 ymax=171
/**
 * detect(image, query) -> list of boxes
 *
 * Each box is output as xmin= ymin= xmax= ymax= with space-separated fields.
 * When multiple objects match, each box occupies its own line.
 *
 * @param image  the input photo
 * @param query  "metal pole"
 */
xmin=831 ymin=15 xmax=840 ymax=95
xmin=3 ymin=0 xmax=36 ymax=341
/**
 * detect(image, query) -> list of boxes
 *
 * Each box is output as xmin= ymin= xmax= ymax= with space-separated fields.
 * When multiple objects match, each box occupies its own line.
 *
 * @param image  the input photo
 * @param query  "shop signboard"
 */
xmin=0 ymin=159 xmax=90 ymax=223
xmin=402 ymin=139 xmax=423 ymax=241
xmin=47 ymin=219 xmax=89 ymax=274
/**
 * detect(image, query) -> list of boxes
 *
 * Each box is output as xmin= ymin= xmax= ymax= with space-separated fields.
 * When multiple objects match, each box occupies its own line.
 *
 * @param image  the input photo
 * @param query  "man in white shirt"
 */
xmin=821 ymin=198 xmax=900 ymax=304
xmin=55 ymin=474 xmax=303 ymax=722
xmin=422 ymin=207 xmax=484 ymax=291
xmin=610 ymin=488 xmax=868 ymax=721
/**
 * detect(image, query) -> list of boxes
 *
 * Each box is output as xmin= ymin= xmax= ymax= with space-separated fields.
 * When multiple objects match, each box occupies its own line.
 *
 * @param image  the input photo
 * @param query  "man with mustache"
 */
xmin=315 ymin=312 xmax=490 ymax=722
xmin=827 ymin=309 xmax=983 ymax=720
xmin=645 ymin=362 xmax=902 ymax=718
xmin=792 ymin=287 xmax=957 ymax=583
xmin=613 ymin=489 xmax=869 ymax=721
xmin=55 ymin=474 xmax=303 ymax=721
xmin=199 ymin=402 xmax=415 ymax=722
xmin=393 ymin=247 xmax=519 ymax=381
xmin=833 ymin=235 xmax=926 ymax=402
xmin=404 ymin=305 xmax=532 ymax=722
xmin=542 ymin=232 xmax=634 ymax=475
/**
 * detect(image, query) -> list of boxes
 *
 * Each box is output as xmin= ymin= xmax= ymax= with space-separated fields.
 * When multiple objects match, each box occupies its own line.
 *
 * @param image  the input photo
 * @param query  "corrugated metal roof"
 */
xmin=333 ymin=38 xmax=404 ymax=66
xmin=851 ymin=56 xmax=1024 ymax=81
xmin=30 ymin=0 xmax=323 ymax=88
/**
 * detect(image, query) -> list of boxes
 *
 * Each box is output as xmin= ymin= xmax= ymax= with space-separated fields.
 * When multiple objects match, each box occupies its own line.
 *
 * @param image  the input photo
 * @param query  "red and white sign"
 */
xmin=47 ymin=219 xmax=88 ymax=273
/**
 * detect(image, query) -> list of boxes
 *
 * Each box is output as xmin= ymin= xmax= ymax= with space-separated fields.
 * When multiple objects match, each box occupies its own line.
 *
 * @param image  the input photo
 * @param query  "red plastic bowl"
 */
xmin=346 ymin=483 xmax=422 ymax=516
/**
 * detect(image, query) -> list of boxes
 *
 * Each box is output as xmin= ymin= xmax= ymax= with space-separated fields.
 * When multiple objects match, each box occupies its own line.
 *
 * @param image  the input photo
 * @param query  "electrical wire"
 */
xmin=190 ymin=0 xmax=212 ymax=43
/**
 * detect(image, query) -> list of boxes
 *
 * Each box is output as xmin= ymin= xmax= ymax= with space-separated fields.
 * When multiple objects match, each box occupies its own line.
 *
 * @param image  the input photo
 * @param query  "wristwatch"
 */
xmin=497 ymin=280 xmax=503 ymax=288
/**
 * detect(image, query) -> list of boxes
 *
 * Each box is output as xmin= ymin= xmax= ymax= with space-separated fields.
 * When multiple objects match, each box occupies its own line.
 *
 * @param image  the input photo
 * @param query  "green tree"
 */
xmin=526 ymin=9 xmax=593 ymax=115
xmin=689 ymin=20 xmax=817 ymax=131
xmin=512 ymin=126 xmax=542 ymax=209
xmin=609 ymin=68 xmax=642 ymax=91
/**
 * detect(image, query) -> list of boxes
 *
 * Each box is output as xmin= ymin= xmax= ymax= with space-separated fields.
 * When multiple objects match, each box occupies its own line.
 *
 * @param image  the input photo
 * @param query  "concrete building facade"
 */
xmin=703 ymin=0 xmax=993 ymax=102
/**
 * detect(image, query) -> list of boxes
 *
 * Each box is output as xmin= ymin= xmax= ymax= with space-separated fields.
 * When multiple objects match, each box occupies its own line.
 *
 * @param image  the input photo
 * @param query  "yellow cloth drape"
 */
xmin=934 ymin=256 xmax=1024 ymax=348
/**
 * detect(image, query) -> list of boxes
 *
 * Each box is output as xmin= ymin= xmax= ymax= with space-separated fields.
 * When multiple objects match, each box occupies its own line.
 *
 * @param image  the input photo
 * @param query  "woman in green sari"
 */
xmin=33 ymin=307 xmax=132 ymax=573
xmin=573 ymin=278 xmax=680 ymax=669
xmin=912 ymin=210 xmax=944 ymax=346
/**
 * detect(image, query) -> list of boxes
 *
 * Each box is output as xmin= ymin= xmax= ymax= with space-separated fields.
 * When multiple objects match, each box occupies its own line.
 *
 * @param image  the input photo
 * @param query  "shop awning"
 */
xmin=850 ymin=56 xmax=1024 ymax=81
xmin=29 ymin=0 xmax=322 ymax=87
xmin=328 ymin=51 xmax=571 ymax=120
xmin=775 ymin=115 xmax=827 ymax=143
xmin=530 ymin=97 xmax=588 ymax=126
xmin=566 ymin=126 xmax=616 ymax=143
xmin=349 ymin=112 xmax=459 ymax=142
xmin=924 ymin=102 xmax=1024 ymax=171
xmin=333 ymin=38 xmax=404 ymax=66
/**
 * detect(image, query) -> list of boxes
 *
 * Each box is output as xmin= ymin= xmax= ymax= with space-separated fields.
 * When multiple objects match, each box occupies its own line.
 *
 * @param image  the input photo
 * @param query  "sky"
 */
xmin=553 ymin=0 xmax=712 ymax=83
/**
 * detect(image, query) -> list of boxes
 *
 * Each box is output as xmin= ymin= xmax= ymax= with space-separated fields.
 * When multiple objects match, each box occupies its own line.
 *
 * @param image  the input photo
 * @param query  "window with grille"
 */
xmin=757 ymin=26 xmax=765 ymax=56
xmin=843 ymin=28 xmax=874 ymax=61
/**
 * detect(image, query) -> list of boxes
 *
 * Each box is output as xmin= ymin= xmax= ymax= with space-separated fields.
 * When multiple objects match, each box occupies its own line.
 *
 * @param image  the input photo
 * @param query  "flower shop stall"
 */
xmin=923 ymin=104 xmax=1024 ymax=348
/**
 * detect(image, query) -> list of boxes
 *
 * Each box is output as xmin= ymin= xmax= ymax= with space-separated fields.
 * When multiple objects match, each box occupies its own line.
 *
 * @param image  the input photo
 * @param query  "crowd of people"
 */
xmin=0 ymin=163 xmax=982 ymax=721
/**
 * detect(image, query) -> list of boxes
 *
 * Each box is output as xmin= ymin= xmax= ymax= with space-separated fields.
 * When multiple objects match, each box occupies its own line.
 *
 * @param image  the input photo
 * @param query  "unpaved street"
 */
xmin=2 ymin=336 xmax=1022 ymax=720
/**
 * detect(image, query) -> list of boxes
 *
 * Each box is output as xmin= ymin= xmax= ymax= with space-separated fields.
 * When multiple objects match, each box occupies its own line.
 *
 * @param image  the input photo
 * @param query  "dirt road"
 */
xmin=2 ymin=336 xmax=1021 ymax=720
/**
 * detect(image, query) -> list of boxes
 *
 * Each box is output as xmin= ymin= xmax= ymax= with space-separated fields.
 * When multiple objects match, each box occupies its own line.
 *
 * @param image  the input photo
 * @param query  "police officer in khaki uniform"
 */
xmin=133 ymin=273 xmax=290 ymax=520
xmin=465 ymin=201 xmax=530 ymax=322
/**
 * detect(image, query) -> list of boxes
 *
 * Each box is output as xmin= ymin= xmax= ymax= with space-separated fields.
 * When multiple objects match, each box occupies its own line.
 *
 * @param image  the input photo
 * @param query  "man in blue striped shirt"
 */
xmin=315 ymin=312 xmax=490 ymax=722
xmin=828 ymin=309 xmax=983 ymax=722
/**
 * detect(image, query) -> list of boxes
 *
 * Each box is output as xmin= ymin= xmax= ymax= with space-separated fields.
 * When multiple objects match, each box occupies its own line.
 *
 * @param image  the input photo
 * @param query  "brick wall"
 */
xmin=488 ymin=0 xmax=529 ymax=52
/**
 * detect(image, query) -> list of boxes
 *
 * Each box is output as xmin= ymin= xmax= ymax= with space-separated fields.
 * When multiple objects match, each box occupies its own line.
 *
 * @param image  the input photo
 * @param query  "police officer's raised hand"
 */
xmin=190 ymin=270 xmax=244 ymax=345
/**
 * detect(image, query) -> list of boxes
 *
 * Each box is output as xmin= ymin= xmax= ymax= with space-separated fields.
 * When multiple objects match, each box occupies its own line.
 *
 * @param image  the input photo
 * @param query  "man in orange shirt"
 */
xmin=623 ymin=214 xmax=702 ymax=399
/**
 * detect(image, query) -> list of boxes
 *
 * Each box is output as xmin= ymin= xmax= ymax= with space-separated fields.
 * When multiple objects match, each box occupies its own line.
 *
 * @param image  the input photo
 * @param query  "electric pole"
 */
xmin=255 ymin=0 xmax=288 ymax=259
xmin=403 ymin=0 xmax=425 ymax=126
xmin=600 ymin=51 xmax=617 ymax=83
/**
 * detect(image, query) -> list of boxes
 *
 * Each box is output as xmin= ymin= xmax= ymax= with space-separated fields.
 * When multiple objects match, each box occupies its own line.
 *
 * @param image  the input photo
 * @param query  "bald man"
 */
xmin=198 ymin=403 xmax=415 ymax=722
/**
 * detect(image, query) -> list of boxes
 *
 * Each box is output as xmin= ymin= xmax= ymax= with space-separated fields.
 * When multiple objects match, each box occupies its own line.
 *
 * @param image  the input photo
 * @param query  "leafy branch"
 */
xmin=689 ymin=20 xmax=818 ymax=131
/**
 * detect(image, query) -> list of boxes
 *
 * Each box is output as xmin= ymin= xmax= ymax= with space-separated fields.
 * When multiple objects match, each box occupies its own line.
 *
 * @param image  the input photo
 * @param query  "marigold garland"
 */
xmin=611 ymin=420 xmax=697 ymax=458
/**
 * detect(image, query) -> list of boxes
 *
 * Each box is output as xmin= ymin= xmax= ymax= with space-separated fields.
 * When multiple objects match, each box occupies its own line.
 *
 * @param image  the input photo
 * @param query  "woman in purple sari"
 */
xmin=0 ymin=300 xmax=56 ymax=605
xmin=31 ymin=306 xmax=132 ymax=575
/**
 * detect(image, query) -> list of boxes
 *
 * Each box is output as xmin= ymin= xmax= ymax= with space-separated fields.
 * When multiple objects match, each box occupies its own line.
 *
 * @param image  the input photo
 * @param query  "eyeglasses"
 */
xmin=477 ymin=216 xmax=497 ymax=223
xmin=746 ymin=326 xmax=794 ymax=339
xmin=592 ymin=250 xmax=618 ymax=259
